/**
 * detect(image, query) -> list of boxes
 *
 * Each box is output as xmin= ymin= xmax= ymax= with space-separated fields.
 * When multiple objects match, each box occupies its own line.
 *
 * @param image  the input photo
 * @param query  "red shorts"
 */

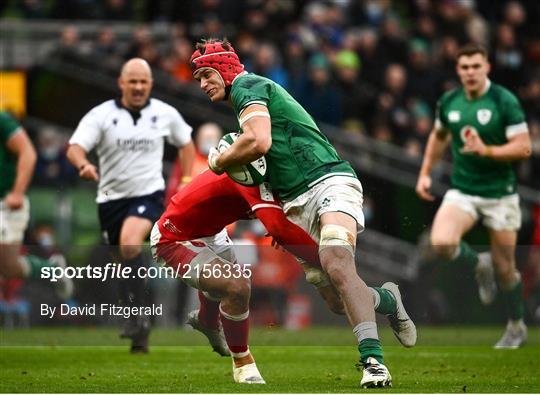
xmin=150 ymin=223 xmax=235 ymax=288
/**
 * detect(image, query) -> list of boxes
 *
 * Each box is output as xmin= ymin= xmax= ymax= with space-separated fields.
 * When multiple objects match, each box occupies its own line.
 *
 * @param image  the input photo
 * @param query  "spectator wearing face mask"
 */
xmin=28 ymin=224 xmax=60 ymax=258
xmin=34 ymin=127 xmax=77 ymax=187
xmin=164 ymin=122 xmax=223 ymax=205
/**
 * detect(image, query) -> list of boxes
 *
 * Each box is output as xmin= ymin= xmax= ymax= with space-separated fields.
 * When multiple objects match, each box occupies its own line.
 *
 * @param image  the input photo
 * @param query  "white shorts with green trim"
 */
xmin=441 ymin=189 xmax=521 ymax=231
xmin=282 ymin=175 xmax=364 ymax=243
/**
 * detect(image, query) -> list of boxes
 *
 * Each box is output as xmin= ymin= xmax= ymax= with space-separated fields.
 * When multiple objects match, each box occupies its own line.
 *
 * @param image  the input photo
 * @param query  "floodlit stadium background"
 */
xmin=1 ymin=0 xmax=539 ymax=331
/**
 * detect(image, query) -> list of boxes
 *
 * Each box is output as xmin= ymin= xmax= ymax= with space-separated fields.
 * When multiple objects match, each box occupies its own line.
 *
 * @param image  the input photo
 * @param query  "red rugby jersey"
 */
xmin=157 ymin=170 xmax=280 ymax=242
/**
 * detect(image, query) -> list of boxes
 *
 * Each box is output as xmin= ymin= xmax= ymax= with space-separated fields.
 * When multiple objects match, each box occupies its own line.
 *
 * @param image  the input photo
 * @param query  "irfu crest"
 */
xmin=477 ymin=109 xmax=492 ymax=125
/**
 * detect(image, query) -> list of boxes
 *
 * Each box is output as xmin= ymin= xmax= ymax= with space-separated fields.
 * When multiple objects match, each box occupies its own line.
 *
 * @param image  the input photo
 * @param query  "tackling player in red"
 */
xmin=151 ymin=169 xmax=323 ymax=384
xmin=151 ymin=169 xmax=414 ymax=384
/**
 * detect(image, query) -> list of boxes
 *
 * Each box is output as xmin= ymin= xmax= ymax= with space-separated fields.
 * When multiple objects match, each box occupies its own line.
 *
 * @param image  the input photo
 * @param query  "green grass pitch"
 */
xmin=1 ymin=326 xmax=539 ymax=393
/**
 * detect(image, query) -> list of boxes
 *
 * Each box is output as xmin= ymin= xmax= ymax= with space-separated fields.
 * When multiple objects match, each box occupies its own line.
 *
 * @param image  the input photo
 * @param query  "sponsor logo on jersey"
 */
xmin=163 ymin=218 xmax=181 ymax=235
xmin=116 ymin=138 xmax=154 ymax=152
xmin=448 ymin=110 xmax=461 ymax=122
xmin=259 ymin=182 xmax=274 ymax=202
xmin=460 ymin=125 xmax=478 ymax=143
xmin=477 ymin=109 xmax=492 ymax=125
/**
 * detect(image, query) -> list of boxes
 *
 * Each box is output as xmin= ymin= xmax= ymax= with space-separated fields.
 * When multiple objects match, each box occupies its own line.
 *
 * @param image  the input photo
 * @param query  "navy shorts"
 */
xmin=98 ymin=190 xmax=164 ymax=245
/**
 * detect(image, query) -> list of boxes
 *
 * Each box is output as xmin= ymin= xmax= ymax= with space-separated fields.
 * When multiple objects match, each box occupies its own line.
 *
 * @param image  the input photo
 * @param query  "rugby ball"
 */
xmin=217 ymin=132 xmax=267 ymax=186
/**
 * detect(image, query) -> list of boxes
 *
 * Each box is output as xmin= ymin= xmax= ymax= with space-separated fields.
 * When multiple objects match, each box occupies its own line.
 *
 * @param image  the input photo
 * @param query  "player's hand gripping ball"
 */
xmin=217 ymin=132 xmax=267 ymax=186
xmin=207 ymin=146 xmax=225 ymax=175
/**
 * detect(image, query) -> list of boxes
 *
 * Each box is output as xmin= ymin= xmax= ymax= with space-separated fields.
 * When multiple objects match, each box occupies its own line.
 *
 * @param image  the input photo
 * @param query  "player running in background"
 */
xmin=0 ymin=111 xmax=73 ymax=299
xmin=151 ymin=169 xmax=414 ymax=384
xmin=67 ymin=58 xmax=195 ymax=353
xmin=416 ymin=43 xmax=531 ymax=348
xmin=190 ymin=38 xmax=416 ymax=387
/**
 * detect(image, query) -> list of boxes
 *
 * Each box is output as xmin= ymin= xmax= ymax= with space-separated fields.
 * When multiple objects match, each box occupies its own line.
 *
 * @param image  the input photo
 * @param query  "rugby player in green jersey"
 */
xmin=190 ymin=38 xmax=417 ymax=388
xmin=416 ymin=44 xmax=532 ymax=348
xmin=0 ymin=111 xmax=72 ymax=298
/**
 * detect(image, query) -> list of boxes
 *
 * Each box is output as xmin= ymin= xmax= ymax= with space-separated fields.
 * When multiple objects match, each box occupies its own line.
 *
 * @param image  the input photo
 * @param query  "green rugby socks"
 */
xmin=501 ymin=278 xmax=524 ymax=321
xmin=371 ymin=287 xmax=397 ymax=315
xmin=358 ymin=338 xmax=384 ymax=364
xmin=353 ymin=322 xmax=384 ymax=364
xmin=453 ymin=241 xmax=478 ymax=268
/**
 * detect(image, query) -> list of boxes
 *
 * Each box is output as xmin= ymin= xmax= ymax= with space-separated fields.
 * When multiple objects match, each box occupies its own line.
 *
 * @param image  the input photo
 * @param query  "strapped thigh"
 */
xmin=319 ymin=224 xmax=356 ymax=256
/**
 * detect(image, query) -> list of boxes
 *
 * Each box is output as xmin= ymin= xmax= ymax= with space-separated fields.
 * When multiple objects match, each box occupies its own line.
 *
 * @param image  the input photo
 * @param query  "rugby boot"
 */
xmin=382 ymin=282 xmax=417 ymax=347
xmin=360 ymin=357 xmax=392 ymax=388
xmin=187 ymin=309 xmax=230 ymax=356
xmin=232 ymin=361 xmax=265 ymax=384
xmin=494 ymin=320 xmax=527 ymax=349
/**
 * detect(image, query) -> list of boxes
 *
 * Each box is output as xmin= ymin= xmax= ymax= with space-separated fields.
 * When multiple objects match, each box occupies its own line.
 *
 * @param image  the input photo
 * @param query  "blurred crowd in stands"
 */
xmin=5 ymin=0 xmax=539 ymax=187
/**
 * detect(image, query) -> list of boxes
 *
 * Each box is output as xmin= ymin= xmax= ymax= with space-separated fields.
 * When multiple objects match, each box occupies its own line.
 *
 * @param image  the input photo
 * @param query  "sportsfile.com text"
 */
xmin=40 ymin=262 xmax=252 ymax=282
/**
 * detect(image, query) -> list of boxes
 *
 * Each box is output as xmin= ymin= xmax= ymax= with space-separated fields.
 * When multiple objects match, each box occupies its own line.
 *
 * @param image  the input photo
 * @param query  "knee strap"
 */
xmin=319 ymin=224 xmax=355 ymax=256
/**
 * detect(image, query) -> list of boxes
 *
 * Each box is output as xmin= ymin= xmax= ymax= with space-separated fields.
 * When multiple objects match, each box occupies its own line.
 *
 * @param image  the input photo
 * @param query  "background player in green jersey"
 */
xmin=190 ymin=38 xmax=417 ymax=388
xmin=416 ymin=44 xmax=532 ymax=348
xmin=0 ymin=111 xmax=72 ymax=298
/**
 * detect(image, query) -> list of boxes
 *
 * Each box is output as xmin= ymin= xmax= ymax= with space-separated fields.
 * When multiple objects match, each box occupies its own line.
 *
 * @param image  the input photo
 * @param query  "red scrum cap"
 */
xmin=190 ymin=40 xmax=245 ymax=87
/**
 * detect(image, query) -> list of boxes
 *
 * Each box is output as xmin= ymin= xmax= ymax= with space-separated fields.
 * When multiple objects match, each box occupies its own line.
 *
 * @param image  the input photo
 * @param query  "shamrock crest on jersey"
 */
xmin=477 ymin=109 xmax=492 ymax=125
xmin=435 ymin=81 xmax=528 ymax=198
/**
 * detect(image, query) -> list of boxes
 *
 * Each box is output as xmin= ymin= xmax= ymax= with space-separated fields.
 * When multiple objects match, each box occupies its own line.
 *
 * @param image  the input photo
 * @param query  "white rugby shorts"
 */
xmin=441 ymin=189 xmax=521 ymax=231
xmin=282 ymin=175 xmax=365 ymax=243
xmin=0 ymin=197 xmax=30 ymax=244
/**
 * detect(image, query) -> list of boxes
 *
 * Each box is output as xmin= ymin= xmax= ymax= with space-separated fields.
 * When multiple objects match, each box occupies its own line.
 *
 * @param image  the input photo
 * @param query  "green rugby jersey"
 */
xmin=0 ymin=111 xmax=22 ymax=199
xmin=230 ymin=73 xmax=356 ymax=201
xmin=435 ymin=81 xmax=528 ymax=198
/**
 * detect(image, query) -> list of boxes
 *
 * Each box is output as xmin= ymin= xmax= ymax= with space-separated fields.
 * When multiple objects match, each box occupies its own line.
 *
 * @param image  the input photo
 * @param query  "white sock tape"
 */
xmin=219 ymin=304 xmax=249 ymax=321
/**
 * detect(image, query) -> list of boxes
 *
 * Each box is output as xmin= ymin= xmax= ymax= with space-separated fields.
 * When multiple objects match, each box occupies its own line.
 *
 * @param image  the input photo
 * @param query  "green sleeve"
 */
xmin=434 ymin=97 xmax=446 ymax=129
xmin=231 ymin=77 xmax=272 ymax=115
xmin=0 ymin=111 xmax=22 ymax=145
xmin=501 ymin=89 xmax=526 ymax=127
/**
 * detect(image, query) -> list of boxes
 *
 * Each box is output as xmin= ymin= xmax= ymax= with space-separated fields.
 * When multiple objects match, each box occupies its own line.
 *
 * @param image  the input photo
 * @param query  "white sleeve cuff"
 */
xmin=239 ymin=101 xmax=267 ymax=116
xmin=239 ymin=111 xmax=270 ymax=127
xmin=505 ymin=122 xmax=529 ymax=139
